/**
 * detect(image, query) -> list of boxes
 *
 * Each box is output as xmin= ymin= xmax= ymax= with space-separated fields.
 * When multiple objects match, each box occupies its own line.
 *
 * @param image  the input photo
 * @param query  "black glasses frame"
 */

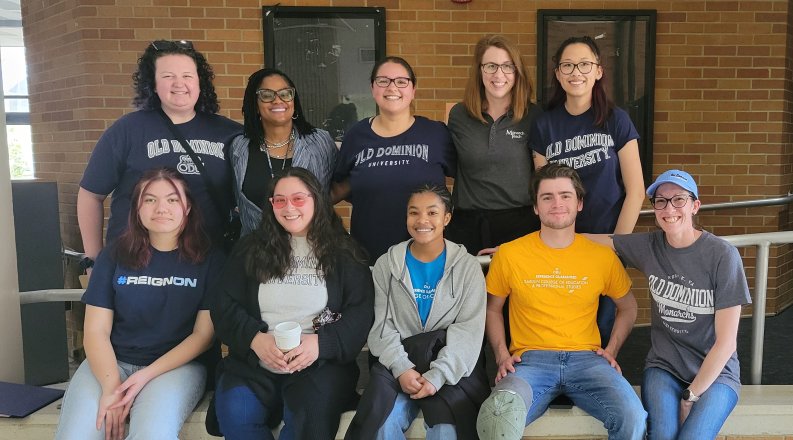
xmin=150 ymin=40 xmax=194 ymax=51
xmin=256 ymin=87 xmax=297 ymax=103
xmin=373 ymin=76 xmax=412 ymax=88
xmin=480 ymin=63 xmax=517 ymax=74
xmin=651 ymin=194 xmax=694 ymax=210
xmin=556 ymin=61 xmax=600 ymax=75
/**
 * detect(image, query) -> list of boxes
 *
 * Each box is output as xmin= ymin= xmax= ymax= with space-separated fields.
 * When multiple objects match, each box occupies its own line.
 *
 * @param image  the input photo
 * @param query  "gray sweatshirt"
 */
xmin=368 ymin=239 xmax=486 ymax=392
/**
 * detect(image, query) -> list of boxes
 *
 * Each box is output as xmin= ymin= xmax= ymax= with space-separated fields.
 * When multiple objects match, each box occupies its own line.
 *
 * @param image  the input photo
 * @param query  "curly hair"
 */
xmin=115 ymin=167 xmax=210 ymax=269
xmin=240 ymin=167 xmax=366 ymax=282
xmin=132 ymin=40 xmax=220 ymax=114
xmin=241 ymin=68 xmax=316 ymax=148
xmin=547 ymin=36 xmax=613 ymax=128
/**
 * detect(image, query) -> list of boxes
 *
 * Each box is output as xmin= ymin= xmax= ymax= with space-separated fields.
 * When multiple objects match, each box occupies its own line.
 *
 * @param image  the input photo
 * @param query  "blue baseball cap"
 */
xmin=646 ymin=169 xmax=699 ymax=199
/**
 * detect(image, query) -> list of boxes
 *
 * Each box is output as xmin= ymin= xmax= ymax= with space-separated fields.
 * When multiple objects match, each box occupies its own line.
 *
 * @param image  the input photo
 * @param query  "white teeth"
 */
xmin=271 ymin=108 xmax=286 ymax=112
xmin=384 ymin=95 xmax=400 ymax=100
xmin=284 ymin=215 xmax=299 ymax=220
xmin=416 ymin=228 xmax=432 ymax=232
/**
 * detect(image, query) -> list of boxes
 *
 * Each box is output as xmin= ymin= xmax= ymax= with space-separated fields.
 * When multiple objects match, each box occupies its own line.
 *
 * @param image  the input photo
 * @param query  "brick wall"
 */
xmin=22 ymin=0 xmax=793 ymax=316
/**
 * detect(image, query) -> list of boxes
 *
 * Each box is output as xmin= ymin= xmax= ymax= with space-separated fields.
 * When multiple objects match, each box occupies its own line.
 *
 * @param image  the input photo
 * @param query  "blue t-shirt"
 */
xmin=80 ymin=109 xmax=242 ymax=244
xmin=529 ymin=106 xmax=639 ymax=233
xmin=405 ymin=247 xmax=446 ymax=327
xmin=333 ymin=116 xmax=456 ymax=264
xmin=82 ymin=246 xmax=224 ymax=366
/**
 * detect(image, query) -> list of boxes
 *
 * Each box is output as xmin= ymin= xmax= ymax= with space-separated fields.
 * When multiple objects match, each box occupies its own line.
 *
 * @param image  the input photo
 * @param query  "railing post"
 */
xmin=750 ymin=242 xmax=770 ymax=385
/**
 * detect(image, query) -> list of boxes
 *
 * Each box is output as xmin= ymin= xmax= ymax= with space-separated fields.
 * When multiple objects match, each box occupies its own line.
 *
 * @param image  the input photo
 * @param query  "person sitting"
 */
xmin=210 ymin=167 xmax=374 ymax=440
xmin=56 ymin=167 xmax=222 ymax=440
xmin=476 ymin=163 xmax=646 ymax=440
xmin=346 ymin=184 xmax=489 ymax=440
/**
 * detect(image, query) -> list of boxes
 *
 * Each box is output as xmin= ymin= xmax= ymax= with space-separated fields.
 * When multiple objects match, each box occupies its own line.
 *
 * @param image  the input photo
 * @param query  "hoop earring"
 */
xmin=292 ymin=113 xmax=298 ymax=120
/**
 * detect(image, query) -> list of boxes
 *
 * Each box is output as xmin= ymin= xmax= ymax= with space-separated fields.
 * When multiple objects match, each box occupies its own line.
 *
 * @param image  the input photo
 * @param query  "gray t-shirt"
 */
xmin=447 ymin=102 xmax=542 ymax=210
xmin=258 ymin=236 xmax=328 ymax=373
xmin=613 ymin=231 xmax=751 ymax=393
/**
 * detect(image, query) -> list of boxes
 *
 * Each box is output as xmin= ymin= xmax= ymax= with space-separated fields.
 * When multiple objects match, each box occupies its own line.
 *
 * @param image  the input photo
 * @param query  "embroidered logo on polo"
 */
xmin=648 ymin=274 xmax=714 ymax=328
xmin=353 ymin=144 xmax=430 ymax=168
xmin=116 ymin=275 xmax=198 ymax=287
xmin=505 ymin=129 xmax=525 ymax=140
xmin=544 ymin=133 xmax=615 ymax=170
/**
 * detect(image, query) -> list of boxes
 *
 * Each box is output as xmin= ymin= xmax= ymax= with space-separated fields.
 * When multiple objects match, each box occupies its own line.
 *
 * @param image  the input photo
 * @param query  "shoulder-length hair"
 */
xmin=547 ymin=36 xmax=613 ymax=128
xmin=241 ymin=68 xmax=316 ymax=148
xmin=241 ymin=167 xmax=366 ymax=282
xmin=463 ymin=34 xmax=534 ymax=124
xmin=132 ymin=40 xmax=220 ymax=114
xmin=115 ymin=167 xmax=210 ymax=269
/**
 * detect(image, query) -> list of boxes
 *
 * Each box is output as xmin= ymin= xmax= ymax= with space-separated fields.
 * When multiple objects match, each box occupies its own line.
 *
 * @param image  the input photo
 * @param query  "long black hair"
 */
xmin=132 ymin=40 xmax=220 ymax=114
xmin=241 ymin=68 xmax=317 ymax=147
xmin=241 ymin=167 xmax=366 ymax=282
xmin=546 ymin=36 xmax=613 ymax=128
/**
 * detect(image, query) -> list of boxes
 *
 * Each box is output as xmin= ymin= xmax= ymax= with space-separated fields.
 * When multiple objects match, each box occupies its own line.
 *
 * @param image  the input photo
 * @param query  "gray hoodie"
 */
xmin=368 ymin=239 xmax=486 ymax=392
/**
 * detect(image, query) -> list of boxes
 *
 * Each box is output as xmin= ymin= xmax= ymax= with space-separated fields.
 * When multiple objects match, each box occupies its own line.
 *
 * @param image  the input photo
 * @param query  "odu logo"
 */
xmin=177 ymin=155 xmax=201 ymax=175
xmin=117 ymin=275 xmax=198 ymax=287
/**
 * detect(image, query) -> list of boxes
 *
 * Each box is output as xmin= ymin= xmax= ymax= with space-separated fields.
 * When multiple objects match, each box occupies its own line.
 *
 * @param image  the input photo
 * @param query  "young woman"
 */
xmin=346 ymin=184 xmax=488 ymax=440
xmin=332 ymin=56 xmax=456 ymax=264
xmin=211 ymin=167 xmax=374 ymax=440
xmin=78 ymin=40 xmax=241 ymax=262
xmin=529 ymin=36 xmax=645 ymax=343
xmin=232 ymin=68 xmax=337 ymax=236
xmin=446 ymin=34 xmax=542 ymax=255
xmin=56 ymin=168 xmax=221 ymax=440
xmin=595 ymin=169 xmax=751 ymax=440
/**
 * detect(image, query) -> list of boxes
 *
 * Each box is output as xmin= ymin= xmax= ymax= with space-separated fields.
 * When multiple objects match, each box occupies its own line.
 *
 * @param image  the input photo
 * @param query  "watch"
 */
xmin=681 ymin=388 xmax=700 ymax=402
xmin=79 ymin=256 xmax=95 ymax=272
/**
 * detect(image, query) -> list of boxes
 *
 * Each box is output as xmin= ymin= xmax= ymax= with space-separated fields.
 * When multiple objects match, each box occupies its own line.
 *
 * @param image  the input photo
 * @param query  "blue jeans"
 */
xmin=55 ymin=359 xmax=206 ymax=440
xmin=214 ymin=374 xmax=295 ymax=440
xmin=642 ymin=367 xmax=738 ymax=440
xmin=507 ymin=350 xmax=646 ymax=440
xmin=375 ymin=391 xmax=456 ymax=440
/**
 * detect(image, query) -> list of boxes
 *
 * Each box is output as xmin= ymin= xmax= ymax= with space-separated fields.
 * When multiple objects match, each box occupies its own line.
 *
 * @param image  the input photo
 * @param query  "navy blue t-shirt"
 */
xmin=82 ymin=247 xmax=224 ymax=366
xmin=334 ymin=116 xmax=456 ymax=263
xmin=80 ymin=109 xmax=242 ymax=244
xmin=529 ymin=106 xmax=639 ymax=233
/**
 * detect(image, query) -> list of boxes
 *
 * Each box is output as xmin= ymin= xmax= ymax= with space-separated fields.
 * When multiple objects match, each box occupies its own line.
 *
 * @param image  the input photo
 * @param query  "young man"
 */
xmin=476 ymin=163 xmax=646 ymax=440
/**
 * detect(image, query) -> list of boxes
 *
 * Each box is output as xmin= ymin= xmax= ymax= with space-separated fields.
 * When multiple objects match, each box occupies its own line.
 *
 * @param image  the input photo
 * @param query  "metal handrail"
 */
xmin=640 ymin=193 xmax=793 ymax=216
xmin=476 ymin=230 xmax=793 ymax=385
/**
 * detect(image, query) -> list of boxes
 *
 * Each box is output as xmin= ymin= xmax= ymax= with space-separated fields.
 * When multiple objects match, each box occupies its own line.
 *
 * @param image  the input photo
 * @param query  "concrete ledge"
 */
xmin=2 ymin=385 xmax=791 ymax=439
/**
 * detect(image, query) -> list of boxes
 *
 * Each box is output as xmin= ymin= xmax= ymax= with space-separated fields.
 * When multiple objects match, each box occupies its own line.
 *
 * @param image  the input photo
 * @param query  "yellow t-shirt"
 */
xmin=486 ymin=232 xmax=631 ymax=356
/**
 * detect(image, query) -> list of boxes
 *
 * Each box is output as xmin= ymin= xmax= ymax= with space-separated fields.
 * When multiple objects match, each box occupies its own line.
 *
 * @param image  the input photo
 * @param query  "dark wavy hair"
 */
xmin=241 ymin=167 xmax=366 ymax=282
xmin=530 ymin=162 xmax=586 ymax=206
xmin=132 ymin=40 xmax=220 ymax=113
xmin=547 ymin=36 xmax=613 ymax=128
xmin=241 ymin=68 xmax=316 ymax=148
xmin=115 ymin=167 xmax=210 ymax=269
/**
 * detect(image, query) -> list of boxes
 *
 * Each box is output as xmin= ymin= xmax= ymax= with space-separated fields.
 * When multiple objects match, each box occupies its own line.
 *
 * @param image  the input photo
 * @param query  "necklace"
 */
xmin=263 ymin=138 xmax=294 ymax=178
xmin=261 ymin=131 xmax=295 ymax=150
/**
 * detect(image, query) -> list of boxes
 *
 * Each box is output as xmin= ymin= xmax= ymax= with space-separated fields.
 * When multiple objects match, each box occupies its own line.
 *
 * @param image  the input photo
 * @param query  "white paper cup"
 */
xmin=274 ymin=321 xmax=301 ymax=352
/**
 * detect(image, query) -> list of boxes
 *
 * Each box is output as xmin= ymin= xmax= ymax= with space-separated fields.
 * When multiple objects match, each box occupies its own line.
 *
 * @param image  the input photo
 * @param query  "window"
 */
xmin=2 ymin=46 xmax=32 ymax=178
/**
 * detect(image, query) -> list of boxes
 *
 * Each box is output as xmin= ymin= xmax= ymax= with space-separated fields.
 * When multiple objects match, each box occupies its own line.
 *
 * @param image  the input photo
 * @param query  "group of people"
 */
xmin=52 ymin=33 xmax=751 ymax=440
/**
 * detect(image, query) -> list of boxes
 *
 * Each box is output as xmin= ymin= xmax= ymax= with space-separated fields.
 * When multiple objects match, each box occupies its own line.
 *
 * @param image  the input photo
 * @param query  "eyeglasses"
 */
xmin=270 ymin=192 xmax=313 ymax=209
xmin=651 ymin=194 xmax=694 ymax=210
xmin=150 ymin=40 xmax=194 ymax=51
xmin=557 ymin=61 xmax=599 ymax=75
xmin=256 ymin=88 xmax=296 ymax=103
xmin=481 ymin=63 xmax=516 ymax=74
xmin=373 ymin=76 xmax=412 ymax=88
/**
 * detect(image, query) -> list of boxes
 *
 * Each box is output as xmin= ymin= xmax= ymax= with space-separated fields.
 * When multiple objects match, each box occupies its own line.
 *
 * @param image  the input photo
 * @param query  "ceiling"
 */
xmin=0 ymin=0 xmax=22 ymax=47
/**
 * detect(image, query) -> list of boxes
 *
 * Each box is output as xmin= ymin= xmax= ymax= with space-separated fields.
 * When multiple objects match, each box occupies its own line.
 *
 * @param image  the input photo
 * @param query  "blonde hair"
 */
xmin=462 ymin=34 xmax=534 ymax=123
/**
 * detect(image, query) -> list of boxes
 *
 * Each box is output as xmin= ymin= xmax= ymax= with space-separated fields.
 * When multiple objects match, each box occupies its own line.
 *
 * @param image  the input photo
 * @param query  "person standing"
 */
xmin=332 ymin=56 xmax=456 ymax=264
xmin=78 ymin=40 xmax=242 ymax=264
xmin=446 ymin=34 xmax=542 ymax=255
xmin=231 ymin=68 xmax=337 ymax=236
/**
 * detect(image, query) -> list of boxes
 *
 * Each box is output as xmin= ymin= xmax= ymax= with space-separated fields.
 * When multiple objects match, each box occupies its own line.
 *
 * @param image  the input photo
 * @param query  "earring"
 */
xmin=292 ymin=113 xmax=298 ymax=120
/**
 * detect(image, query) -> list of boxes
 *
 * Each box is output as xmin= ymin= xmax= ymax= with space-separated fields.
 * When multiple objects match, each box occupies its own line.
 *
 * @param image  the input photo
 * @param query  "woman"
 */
xmin=211 ymin=167 xmax=374 ymax=440
xmin=597 ymin=169 xmax=751 ymax=440
xmin=232 ymin=68 xmax=337 ymax=236
xmin=346 ymin=184 xmax=488 ymax=440
xmin=446 ymin=34 xmax=543 ymax=255
xmin=529 ymin=36 xmax=645 ymax=343
xmin=332 ymin=56 xmax=456 ymax=264
xmin=78 ymin=40 xmax=242 ymax=265
xmin=56 ymin=168 xmax=221 ymax=440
